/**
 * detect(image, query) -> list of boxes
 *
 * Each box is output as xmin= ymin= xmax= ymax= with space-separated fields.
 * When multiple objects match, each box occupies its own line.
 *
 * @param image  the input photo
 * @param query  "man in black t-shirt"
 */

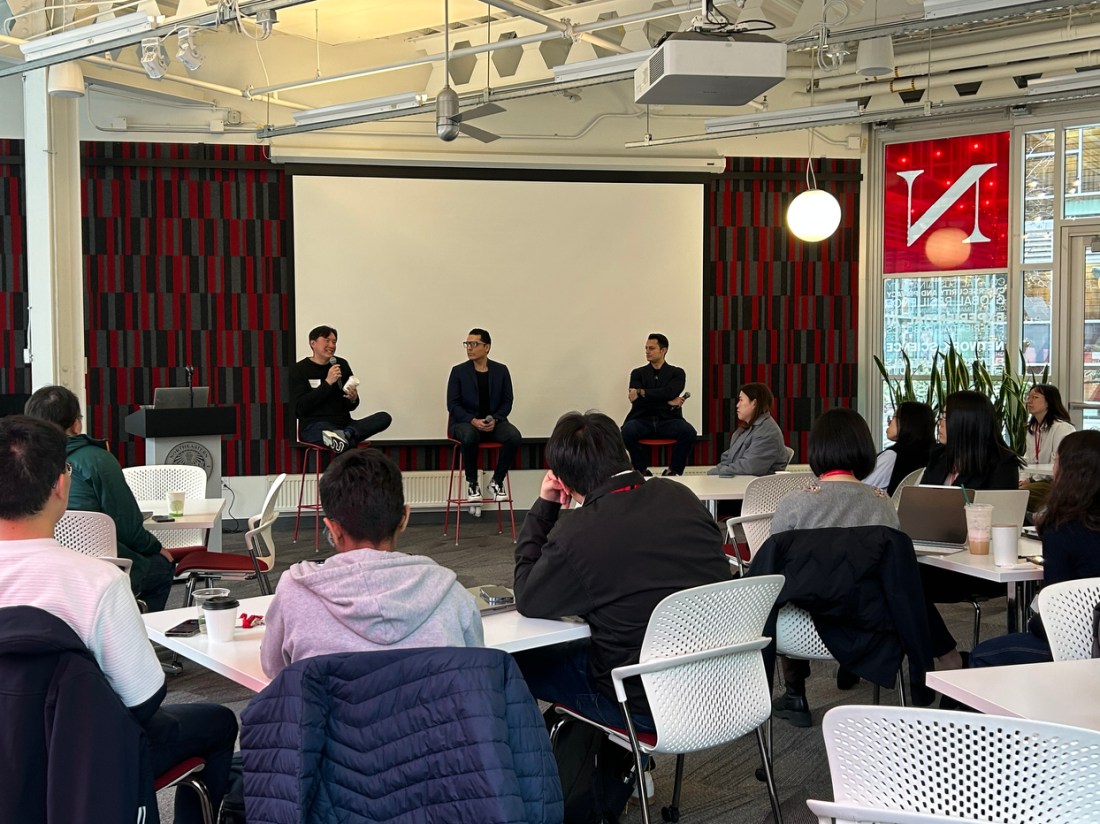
xmin=621 ymin=333 xmax=696 ymax=476
xmin=288 ymin=325 xmax=391 ymax=453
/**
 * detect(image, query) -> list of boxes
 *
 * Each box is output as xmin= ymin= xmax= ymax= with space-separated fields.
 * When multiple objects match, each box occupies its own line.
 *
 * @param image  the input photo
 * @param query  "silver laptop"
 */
xmin=972 ymin=489 xmax=1029 ymax=530
xmin=897 ymin=485 xmax=969 ymax=553
xmin=153 ymin=386 xmax=209 ymax=409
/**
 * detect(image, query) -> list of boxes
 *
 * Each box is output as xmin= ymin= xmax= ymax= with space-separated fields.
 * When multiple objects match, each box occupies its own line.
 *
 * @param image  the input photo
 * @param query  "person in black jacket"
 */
xmin=865 ymin=401 xmax=936 ymax=495
xmin=621 ymin=333 xmax=696 ymax=476
xmin=512 ymin=411 xmax=729 ymax=731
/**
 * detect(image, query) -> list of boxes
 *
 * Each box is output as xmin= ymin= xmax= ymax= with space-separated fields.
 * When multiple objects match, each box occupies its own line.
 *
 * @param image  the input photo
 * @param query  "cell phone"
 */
xmin=479 ymin=585 xmax=515 ymax=606
xmin=165 ymin=619 xmax=200 ymax=637
xmin=152 ymin=514 xmax=175 ymax=522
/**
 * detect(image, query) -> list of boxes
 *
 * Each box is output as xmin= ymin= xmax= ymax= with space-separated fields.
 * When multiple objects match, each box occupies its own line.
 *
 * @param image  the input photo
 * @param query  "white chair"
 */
xmin=890 ymin=467 xmax=924 ymax=508
xmin=782 ymin=445 xmax=795 ymax=468
xmin=122 ymin=464 xmax=209 ymax=551
xmin=552 ymin=575 xmax=786 ymax=824
xmin=1038 ymin=577 xmax=1100 ymax=661
xmin=725 ymin=472 xmax=816 ymax=574
xmin=807 ymin=705 xmax=1100 ymax=823
xmin=53 ymin=510 xmax=132 ymax=574
xmin=175 ymin=474 xmax=287 ymax=604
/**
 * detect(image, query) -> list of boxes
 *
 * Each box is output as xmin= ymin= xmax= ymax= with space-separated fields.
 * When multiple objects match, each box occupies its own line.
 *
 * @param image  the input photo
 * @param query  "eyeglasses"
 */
xmin=461 ymin=341 xmax=486 ymax=349
xmin=64 ymin=462 xmax=73 ymax=476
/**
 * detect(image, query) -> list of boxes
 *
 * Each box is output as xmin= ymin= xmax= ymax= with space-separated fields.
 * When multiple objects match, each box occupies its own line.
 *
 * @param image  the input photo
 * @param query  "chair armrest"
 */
xmin=806 ymin=800 xmax=979 ymax=824
xmin=610 ymin=637 xmax=770 ymax=703
xmin=725 ymin=511 xmax=775 ymax=540
xmin=100 ymin=557 xmax=133 ymax=575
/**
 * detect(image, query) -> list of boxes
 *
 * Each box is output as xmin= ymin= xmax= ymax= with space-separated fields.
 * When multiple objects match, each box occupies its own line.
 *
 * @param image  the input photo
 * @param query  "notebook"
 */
xmin=897 ymin=485 xmax=969 ymax=553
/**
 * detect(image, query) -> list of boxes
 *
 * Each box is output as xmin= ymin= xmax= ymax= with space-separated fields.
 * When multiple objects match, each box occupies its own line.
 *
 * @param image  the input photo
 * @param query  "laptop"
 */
xmin=972 ymin=489 xmax=1029 ymax=530
xmin=467 ymin=585 xmax=518 ymax=615
xmin=153 ymin=386 xmax=210 ymax=409
xmin=897 ymin=485 xmax=969 ymax=554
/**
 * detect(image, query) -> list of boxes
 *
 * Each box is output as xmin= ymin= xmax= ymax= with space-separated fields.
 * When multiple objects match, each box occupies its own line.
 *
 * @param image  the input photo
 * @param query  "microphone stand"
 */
xmin=186 ymin=365 xmax=195 ymax=409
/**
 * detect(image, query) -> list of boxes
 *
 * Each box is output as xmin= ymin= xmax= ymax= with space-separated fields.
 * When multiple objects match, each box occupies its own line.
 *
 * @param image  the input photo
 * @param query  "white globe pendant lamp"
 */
xmin=786 ymin=158 xmax=841 ymax=242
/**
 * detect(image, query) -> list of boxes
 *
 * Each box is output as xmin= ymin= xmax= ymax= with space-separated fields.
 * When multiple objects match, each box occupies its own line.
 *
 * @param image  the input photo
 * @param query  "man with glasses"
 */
xmin=24 ymin=385 xmax=174 ymax=612
xmin=289 ymin=324 xmax=392 ymax=454
xmin=446 ymin=328 xmax=522 ymax=500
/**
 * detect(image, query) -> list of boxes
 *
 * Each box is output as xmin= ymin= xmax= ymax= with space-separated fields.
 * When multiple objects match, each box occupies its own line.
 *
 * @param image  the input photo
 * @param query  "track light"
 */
xmin=704 ymin=101 xmax=862 ymax=137
xmin=139 ymin=36 xmax=169 ymax=79
xmin=175 ymin=26 xmax=203 ymax=71
xmin=19 ymin=11 xmax=154 ymax=60
xmin=291 ymin=92 xmax=425 ymax=127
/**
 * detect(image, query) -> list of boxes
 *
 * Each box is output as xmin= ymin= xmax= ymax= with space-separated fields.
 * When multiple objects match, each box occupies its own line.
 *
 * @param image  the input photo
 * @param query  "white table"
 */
xmin=661 ymin=474 xmax=753 ymax=517
xmin=916 ymin=536 xmax=1043 ymax=632
xmin=1022 ymin=463 xmax=1055 ymax=478
xmin=927 ymin=658 xmax=1100 ymax=732
xmin=139 ymin=497 xmax=225 ymax=532
xmin=144 ymin=594 xmax=591 ymax=692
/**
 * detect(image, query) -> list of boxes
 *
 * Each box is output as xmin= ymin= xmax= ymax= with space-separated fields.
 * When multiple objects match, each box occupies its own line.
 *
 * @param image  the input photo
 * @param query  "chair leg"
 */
xmin=970 ymin=599 xmax=982 ymax=648
xmin=755 ymin=725 xmax=784 ymax=824
xmin=504 ymin=471 xmax=517 ymax=542
xmin=619 ymin=707 xmax=652 ymax=824
xmin=872 ymin=683 xmax=881 ymax=705
xmin=896 ymin=666 xmax=907 ymax=707
xmin=181 ymin=776 xmax=214 ymax=824
xmin=666 ymin=753 xmax=686 ymax=822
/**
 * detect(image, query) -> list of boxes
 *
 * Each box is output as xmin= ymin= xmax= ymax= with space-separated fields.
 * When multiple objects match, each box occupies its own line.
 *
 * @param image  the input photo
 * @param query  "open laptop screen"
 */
xmin=897 ymin=485 xmax=968 ymax=548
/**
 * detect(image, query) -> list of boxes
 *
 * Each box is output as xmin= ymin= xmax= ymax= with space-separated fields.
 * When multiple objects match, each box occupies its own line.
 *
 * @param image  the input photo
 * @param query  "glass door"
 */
xmin=1064 ymin=230 xmax=1100 ymax=430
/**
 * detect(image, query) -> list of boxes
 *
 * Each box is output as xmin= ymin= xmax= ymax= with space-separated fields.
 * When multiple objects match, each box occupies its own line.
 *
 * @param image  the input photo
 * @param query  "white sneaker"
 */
xmin=466 ymin=482 xmax=481 ymax=500
xmin=489 ymin=479 xmax=508 ymax=500
xmin=322 ymin=430 xmax=349 ymax=454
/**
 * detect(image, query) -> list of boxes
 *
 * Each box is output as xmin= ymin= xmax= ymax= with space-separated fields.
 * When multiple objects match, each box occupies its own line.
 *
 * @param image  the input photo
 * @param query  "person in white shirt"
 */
xmin=0 ymin=415 xmax=237 ymax=824
xmin=1021 ymin=384 xmax=1075 ymax=512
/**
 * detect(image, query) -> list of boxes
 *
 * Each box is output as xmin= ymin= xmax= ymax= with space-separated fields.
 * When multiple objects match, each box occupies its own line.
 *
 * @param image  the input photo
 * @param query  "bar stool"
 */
xmin=444 ymin=435 xmax=517 ymax=546
xmin=638 ymin=437 xmax=678 ymax=474
xmin=293 ymin=423 xmax=369 ymax=551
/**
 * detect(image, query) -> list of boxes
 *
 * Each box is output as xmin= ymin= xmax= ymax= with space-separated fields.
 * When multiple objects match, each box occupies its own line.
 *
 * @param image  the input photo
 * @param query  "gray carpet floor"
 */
xmin=157 ymin=511 xmax=1001 ymax=823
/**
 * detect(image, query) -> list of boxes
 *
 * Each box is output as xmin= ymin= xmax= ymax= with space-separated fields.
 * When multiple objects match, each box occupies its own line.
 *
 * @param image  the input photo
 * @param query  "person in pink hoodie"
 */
xmin=261 ymin=449 xmax=483 ymax=678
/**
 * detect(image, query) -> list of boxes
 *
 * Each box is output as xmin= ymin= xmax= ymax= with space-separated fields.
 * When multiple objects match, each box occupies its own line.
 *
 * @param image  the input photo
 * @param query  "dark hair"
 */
xmin=308 ymin=325 xmax=337 ymax=341
xmin=319 ymin=449 xmax=405 ymax=545
xmin=942 ymin=390 xmax=1021 ymax=479
xmin=807 ymin=407 xmax=878 ymax=479
xmin=893 ymin=401 xmax=937 ymax=452
xmin=738 ymin=383 xmax=774 ymax=426
xmin=1027 ymin=384 xmax=1072 ymax=433
xmin=0 ymin=416 xmax=67 ymax=520
xmin=468 ymin=328 xmax=492 ymax=346
xmin=1038 ymin=431 xmax=1100 ymax=533
xmin=648 ymin=333 xmax=669 ymax=350
xmin=545 ymin=411 xmax=631 ymax=497
xmin=24 ymin=385 xmax=81 ymax=430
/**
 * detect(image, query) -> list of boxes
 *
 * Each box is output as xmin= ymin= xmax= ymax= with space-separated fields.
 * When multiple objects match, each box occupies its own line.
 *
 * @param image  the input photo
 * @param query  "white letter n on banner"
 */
xmin=897 ymin=163 xmax=997 ymax=247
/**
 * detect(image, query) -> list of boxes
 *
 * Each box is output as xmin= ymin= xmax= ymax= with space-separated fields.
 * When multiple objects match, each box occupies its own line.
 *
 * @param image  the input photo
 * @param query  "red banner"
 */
xmin=883 ymin=132 xmax=1010 ymax=274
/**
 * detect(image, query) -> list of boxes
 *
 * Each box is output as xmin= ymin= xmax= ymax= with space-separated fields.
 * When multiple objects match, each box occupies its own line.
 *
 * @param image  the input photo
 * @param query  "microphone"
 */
xmin=328 ymin=356 xmax=343 ymax=390
xmin=185 ymin=365 xmax=196 ymax=408
xmin=681 ymin=391 xmax=691 ymax=400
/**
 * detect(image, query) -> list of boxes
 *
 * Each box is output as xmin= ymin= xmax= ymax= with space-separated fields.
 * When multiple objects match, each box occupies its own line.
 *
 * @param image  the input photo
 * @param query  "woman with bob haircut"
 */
xmin=708 ymin=382 xmax=788 ymax=477
xmin=970 ymin=430 xmax=1100 ymax=668
xmin=864 ymin=401 xmax=937 ymax=495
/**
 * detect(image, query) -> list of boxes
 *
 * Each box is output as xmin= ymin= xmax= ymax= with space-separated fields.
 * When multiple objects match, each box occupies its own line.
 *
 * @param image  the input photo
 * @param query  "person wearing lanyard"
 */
xmin=1020 ymin=384 xmax=1075 ymax=513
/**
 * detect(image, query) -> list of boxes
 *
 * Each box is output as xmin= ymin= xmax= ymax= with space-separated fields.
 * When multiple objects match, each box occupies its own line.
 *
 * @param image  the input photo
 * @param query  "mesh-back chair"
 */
xmin=890 ymin=467 xmax=925 ymax=508
xmin=122 ymin=464 xmax=208 ymax=553
xmin=552 ymin=576 xmax=786 ymax=824
xmin=176 ymin=474 xmax=286 ymax=604
xmin=53 ymin=510 xmax=132 ymax=574
xmin=782 ymin=445 xmax=795 ymax=468
xmin=807 ymin=705 xmax=1100 ymax=823
xmin=1038 ymin=577 xmax=1100 ymax=661
xmin=725 ymin=473 xmax=816 ymax=574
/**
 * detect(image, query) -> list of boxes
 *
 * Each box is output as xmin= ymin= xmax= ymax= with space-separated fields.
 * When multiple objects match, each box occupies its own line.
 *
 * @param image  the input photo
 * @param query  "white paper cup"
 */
xmin=166 ymin=489 xmax=186 ymax=517
xmin=992 ymin=525 xmax=1019 ymax=567
xmin=192 ymin=587 xmax=230 ymax=633
xmin=202 ymin=596 xmax=240 ymax=643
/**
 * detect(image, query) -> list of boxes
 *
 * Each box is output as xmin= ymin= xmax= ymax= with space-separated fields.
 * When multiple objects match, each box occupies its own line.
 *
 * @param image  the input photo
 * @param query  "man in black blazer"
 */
xmin=446 ymin=328 xmax=522 ymax=501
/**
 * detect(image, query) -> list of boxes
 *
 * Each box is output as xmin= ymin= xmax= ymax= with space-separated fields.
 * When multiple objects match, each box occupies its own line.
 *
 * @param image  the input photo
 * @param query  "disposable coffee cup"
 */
xmin=965 ymin=503 xmax=994 ymax=555
xmin=192 ymin=587 xmax=230 ymax=633
xmin=166 ymin=489 xmax=186 ymax=518
xmin=992 ymin=525 xmax=1019 ymax=567
xmin=202 ymin=595 xmax=240 ymax=643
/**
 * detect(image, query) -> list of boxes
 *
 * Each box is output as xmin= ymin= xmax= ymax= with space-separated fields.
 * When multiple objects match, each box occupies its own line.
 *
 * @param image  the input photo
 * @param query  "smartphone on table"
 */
xmin=165 ymin=619 xmax=200 ymax=637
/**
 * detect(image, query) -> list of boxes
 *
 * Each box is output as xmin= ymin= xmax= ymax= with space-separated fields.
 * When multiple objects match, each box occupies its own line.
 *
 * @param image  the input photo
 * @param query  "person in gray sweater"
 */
xmin=261 ymin=449 xmax=482 ymax=679
xmin=769 ymin=408 xmax=899 ymax=727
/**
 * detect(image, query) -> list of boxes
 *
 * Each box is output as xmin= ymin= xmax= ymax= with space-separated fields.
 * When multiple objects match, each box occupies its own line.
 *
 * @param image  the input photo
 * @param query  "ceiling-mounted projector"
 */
xmin=634 ymin=31 xmax=787 ymax=106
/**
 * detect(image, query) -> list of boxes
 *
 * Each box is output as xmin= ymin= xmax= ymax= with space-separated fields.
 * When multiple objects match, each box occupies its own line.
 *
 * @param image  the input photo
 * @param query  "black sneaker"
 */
xmin=772 ymin=688 xmax=812 ymax=727
xmin=836 ymin=667 xmax=860 ymax=690
xmin=466 ymin=481 xmax=481 ymax=500
xmin=322 ymin=430 xmax=349 ymax=454
xmin=489 ymin=479 xmax=508 ymax=500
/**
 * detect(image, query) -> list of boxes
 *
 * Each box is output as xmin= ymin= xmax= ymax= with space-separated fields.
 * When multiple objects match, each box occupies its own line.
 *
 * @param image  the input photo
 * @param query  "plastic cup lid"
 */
xmin=201 ymin=595 xmax=240 ymax=611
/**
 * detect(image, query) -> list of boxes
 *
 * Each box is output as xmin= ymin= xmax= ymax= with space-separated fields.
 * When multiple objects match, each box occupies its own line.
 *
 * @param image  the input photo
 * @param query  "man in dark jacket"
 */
xmin=621 ymin=333 xmax=696 ymax=476
xmin=513 ymin=411 xmax=729 ymax=730
xmin=24 ymin=384 xmax=174 ymax=611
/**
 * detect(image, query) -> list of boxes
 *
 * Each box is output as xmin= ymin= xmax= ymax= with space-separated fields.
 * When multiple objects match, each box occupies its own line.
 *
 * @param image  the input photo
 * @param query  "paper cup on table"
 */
xmin=964 ymin=503 xmax=994 ymax=555
xmin=192 ymin=587 xmax=230 ymax=633
xmin=202 ymin=596 xmax=240 ymax=643
xmin=166 ymin=489 xmax=186 ymax=517
xmin=992 ymin=525 xmax=1019 ymax=567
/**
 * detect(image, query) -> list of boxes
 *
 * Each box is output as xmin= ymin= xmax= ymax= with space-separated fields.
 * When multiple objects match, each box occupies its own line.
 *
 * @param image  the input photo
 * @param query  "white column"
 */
xmin=22 ymin=68 xmax=86 ymax=404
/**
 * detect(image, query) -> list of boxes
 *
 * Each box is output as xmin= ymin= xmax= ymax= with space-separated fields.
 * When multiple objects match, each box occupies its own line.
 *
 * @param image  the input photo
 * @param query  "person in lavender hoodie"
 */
xmin=261 ymin=449 xmax=483 ymax=678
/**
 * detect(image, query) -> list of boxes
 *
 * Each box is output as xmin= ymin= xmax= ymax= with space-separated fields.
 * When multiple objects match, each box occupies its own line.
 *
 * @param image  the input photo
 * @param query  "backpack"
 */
xmin=546 ymin=710 xmax=639 ymax=824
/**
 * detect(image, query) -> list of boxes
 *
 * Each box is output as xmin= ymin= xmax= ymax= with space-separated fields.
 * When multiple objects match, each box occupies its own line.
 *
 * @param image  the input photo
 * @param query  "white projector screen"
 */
xmin=293 ymin=176 xmax=703 ymax=441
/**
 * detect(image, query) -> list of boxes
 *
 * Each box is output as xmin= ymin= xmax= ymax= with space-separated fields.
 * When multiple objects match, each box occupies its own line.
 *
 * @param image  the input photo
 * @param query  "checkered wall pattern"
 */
xmin=0 ymin=140 xmax=29 ymax=396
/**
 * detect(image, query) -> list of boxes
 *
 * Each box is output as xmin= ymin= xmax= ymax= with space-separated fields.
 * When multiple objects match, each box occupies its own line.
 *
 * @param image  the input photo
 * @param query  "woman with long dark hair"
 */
xmin=865 ymin=401 xmax=937 ymax=495
xmin=923 ymin=390 xmax=1022 ymax=490
xmin=1020 ymin=384 xmax=1074 ymax=512
xmin=970 ymin=430 xmax=1100 ymax=667
xmin=708 ymin=382 xmax=788 ymax=477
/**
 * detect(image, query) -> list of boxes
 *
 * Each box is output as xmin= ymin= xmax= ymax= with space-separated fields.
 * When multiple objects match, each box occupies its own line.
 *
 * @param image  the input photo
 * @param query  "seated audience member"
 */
xmin=920 ymin=390 xmax=1025 ymax=671
xmin=512 ymin=411 xmax=729 ymax=732
xmin=970 ymin=431 xmax=1100 ymax=668
xmin=24 ymin=385 xmax=174 ymax=612
xmin=864 ymin=401 xmax=937 ymax=495
xmin=1020 ymin=384 xmax=1074 ymax=513
xmin=261 ymin=448 xmax=483 ymax=679
xmin=769 ymin=407 xmax=900 ymax=725
xmin=620 ymin=333 xmax=696 ymax=477
xmin=288 ymin=324 xmax=392 ymax=454
xmin=708 ymin=382 xmax=788 ymax=477
xmin=0 ymin=416 xmax=237 ymax=824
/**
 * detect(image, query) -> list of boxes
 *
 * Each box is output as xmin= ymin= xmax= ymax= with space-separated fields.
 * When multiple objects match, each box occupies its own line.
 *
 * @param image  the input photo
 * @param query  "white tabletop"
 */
xmin=144 ymin=593 xmax=590 ymax=692
xmin=1023 ymin=463 xmax=1055 ymax=478
xmin=138 ymin=497 xmax=225 ymax=531
xmin=927 ymin=658 xmax=1100 ymax=731
xmin=915 ymin=536 xmax=1044 ymax=583
xmin=660 ymin=473 xmax=754 ymax=501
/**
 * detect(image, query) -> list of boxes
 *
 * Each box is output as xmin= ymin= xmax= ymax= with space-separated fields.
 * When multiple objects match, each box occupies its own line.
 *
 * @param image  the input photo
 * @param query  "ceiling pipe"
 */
xmin=480 ymin=0 xmax=630 ymax=56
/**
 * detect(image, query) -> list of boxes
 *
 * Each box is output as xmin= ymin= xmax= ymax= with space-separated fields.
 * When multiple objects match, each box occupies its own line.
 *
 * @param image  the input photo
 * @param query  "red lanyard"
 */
xmin=819 ymin=470 xmax=856 ymax=480
xmin=1035 ymin=429 xmax=1041 ymax=462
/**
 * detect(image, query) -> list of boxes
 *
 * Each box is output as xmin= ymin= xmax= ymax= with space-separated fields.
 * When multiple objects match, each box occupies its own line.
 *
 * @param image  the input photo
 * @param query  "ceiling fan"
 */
xmin=435 ymin=0 xmax=503 ymax=143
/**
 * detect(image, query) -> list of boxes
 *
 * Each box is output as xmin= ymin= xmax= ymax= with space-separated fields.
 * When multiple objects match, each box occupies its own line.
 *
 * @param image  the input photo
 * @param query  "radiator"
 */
xmin=275 ymin=471 xmax=455 ymax=512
